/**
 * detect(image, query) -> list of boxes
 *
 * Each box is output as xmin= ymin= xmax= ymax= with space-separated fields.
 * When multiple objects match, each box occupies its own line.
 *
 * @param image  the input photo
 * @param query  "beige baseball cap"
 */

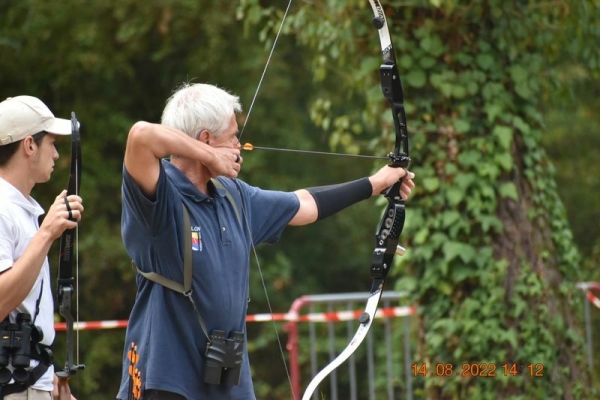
xmin=0 ymin=95 xmax=72 ymax=146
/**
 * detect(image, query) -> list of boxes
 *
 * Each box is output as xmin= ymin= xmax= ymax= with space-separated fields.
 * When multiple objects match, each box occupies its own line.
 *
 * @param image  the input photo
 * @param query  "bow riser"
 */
xmin=371 ymin=199 xmax=405 ymax=280
xmin=379 ymin=65 xmax=410 ymax=166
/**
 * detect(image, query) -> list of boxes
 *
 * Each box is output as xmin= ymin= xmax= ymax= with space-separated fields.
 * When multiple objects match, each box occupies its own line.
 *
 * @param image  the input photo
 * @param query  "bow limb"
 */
xmin=371 ymin=0 xmax=410 ymax=168
xmin=56 ymin=112 xmax=84 ymax=398
xmin=302 ymin=2 xmax=409 ymax=398
xmin=301 ymin=289 xmax=382 ymax=400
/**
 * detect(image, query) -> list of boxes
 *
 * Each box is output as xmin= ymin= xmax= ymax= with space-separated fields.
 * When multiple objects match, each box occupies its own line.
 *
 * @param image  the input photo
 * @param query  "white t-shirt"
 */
xmin=0 ymin=177 xmax=55 ymax=391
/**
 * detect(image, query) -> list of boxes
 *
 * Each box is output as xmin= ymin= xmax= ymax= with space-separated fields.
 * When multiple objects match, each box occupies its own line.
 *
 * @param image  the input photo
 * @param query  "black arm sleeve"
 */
xmin=306 ymin=178 xmax=372 ymax=221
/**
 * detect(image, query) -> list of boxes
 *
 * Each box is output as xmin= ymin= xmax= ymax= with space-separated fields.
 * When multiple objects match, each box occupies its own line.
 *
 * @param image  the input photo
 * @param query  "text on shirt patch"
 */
xmin=191 ymin=226 xmax=202 ymax=251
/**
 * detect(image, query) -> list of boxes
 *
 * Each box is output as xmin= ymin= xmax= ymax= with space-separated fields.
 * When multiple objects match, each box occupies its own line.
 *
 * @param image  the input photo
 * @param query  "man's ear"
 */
xmin=198 ymin=130 xmax=211 ymax=145
xmin=22 ymin=136 xmax=36 ymax=155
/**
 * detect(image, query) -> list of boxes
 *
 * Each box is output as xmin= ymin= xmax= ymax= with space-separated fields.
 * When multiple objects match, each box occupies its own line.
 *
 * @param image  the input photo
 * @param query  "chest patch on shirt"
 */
xmin=191 ymin=226 xmax=202 ymax=251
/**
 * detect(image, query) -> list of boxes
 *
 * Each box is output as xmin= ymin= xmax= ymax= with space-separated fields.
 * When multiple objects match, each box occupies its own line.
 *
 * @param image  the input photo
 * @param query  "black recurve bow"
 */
xmin=302 ymin=2 xmax=410 ymax=398
xmin=56 ymin=112 xmax=85 ymax=399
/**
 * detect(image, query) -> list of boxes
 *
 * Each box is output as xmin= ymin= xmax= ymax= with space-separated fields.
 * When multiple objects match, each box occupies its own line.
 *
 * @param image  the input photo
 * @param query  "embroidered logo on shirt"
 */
xmin=191 ymin=226 xmax=202 ymax=251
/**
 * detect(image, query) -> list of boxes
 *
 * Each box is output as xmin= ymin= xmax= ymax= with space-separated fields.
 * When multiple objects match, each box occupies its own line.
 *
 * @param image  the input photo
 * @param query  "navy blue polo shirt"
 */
xmin=117 ymin=160 xmax=299 ymax=400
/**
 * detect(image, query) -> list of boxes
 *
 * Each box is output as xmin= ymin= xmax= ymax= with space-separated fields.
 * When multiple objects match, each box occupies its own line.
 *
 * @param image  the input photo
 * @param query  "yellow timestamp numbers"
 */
xmin=412 ymin=362 xmax=545 ymax=377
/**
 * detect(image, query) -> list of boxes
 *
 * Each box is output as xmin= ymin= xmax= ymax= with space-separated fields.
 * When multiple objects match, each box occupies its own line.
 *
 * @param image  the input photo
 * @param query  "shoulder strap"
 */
xmin=133 ymin=181 xmax=245 ymax=340
xmin=212 ymin=178 xmax=251 ymax=303
xmin=211 ymin=178 xmax=241 ymax=224
xmin=135 ymin=178 xmax=242 ymax=291
xmin=135 ymin=205 xmax=192 ymax=294
xmin=133 ymin=204 xmax=210 ymax=341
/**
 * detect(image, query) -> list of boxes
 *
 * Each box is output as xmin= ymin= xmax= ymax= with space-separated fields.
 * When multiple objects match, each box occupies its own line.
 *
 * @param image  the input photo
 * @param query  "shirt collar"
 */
xmin=0 ymin=177 xmax=45 ymax=217
xmin=162 ymin=159 xmax=226 ymax=202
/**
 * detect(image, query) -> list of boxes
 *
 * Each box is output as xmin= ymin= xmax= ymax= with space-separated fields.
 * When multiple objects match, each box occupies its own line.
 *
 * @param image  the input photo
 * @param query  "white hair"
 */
xmin=161 ymin=83 xmax=242 ymax=138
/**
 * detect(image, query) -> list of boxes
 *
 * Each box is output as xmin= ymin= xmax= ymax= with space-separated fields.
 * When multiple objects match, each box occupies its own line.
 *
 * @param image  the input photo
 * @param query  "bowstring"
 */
xmin=75 ymin=159 xmax=81 ymax=370
xmin=238 ymin=1 xmax=296 ymax=398
xmin=245 ymin=209 xmax=295 ymax=399
xmin=238 ymin=0 xmax=294 ymax=143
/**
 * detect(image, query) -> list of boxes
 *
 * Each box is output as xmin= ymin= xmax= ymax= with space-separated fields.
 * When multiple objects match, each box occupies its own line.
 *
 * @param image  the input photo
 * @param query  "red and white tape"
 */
xmin=55 ymin=306 xmax=415 ymax=331
xmin=577 ymin=282 xmax=600 ymax=309
xmin=246 ymin=305 xmax=415 ymax=323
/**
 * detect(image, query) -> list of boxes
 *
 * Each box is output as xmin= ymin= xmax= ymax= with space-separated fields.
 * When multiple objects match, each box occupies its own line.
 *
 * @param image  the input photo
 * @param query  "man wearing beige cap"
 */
xmin=0 ymin=96 xmax=83 ymax=399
